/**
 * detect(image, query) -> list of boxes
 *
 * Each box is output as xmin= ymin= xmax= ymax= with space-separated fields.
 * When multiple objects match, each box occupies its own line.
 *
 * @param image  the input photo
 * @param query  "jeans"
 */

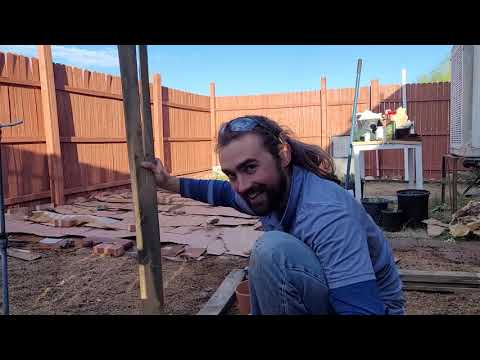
xmin=248 ymin=231 xmax=331 ymax=315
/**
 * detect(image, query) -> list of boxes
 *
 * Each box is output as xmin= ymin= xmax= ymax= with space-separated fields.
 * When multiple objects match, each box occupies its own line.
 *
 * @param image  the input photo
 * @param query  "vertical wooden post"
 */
xmin=370 ymin=79 xmax=381 ymax=177
xmin=210 ymin=82 xmax=217 ymax=168
xmin=441 ymin=154 xmax=446 ymax=203
xmin=320 ymin=77 xmax=328 ymax=152
xmin=370 ymin=79 xmax=380 ymax=112
xmin=152 ymin=74 xmax=165 ymax=163
xmin=452 ymin=157 xmax=458 ymax=213
xmin=118 ymin=45 xmax=164 ymax=314
xmin=38 ymin=45 xmax=65 ymax=206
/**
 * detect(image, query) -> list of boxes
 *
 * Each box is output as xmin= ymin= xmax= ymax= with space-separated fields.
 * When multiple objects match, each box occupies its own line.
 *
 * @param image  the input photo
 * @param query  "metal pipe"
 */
xmin=0 ymin=133 xmax=9 ymax=315
xmin=0 ymin=120 xmax=23 ymax=315
xmin=345 ymin=59 xmax=363 ymax=190
xmin=1 ymin=249 xmax=8 ymax=315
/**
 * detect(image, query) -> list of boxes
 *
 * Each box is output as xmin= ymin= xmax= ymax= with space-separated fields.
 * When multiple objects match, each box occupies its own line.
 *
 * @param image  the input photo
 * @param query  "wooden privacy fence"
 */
xmin=0 ymin=49 xmax=211 ymax=206
xmin=0 ymin=48 xmax=450 ymax=207
xmin=214 ymin=80 xmax=450 ymax=181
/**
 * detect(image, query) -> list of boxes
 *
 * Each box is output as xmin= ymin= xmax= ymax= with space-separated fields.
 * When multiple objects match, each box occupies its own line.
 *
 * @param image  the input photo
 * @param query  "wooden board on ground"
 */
xmin=7 ymin=248 xmax=42 ymax=261
xmin=399 ymin=269 xmax=480 ymax=286
xmin=402 ymin=283 xmax=480 ymax=293
xmin=197 ymin=269 xmax=245 ymax=315
xmin=400 ymin=269 xmax=480 ymax=293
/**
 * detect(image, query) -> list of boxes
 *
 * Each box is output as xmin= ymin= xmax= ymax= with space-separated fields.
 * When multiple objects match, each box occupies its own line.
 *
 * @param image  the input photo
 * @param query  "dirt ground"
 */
xmin=3 ymin=181 xmax=480 ymax=315
xmin=389 ymin=231 xmax=480 ymax=315
xmin=3 ymin=237 xmax=248 ymax=315
xmin=363 ymin=180 xmax=469 ymax=202
xmin=3 ymin=230 xmax=480 ymax=315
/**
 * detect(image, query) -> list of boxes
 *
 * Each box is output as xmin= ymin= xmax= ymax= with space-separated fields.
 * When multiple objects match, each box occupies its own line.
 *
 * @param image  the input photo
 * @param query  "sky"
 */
xmin=0 ymin=45 xmax=452 ymax=96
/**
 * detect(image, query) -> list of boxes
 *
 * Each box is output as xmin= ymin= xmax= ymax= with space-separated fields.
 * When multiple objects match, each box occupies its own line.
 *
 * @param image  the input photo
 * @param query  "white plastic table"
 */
xmin=352 ymin=140 xmax=423 ymax=201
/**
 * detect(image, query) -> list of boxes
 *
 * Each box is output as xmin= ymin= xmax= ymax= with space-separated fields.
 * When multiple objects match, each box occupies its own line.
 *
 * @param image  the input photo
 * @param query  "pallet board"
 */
xmin=197 ymin=269 xmax=245 ymax=315
xmin=399 ymin=269 xmax=480 ymax=293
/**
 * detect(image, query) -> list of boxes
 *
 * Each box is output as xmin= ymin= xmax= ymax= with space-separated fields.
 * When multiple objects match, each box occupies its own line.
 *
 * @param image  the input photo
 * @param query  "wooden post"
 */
xmin=370 ymin=79 xmax=380 ymax=112
xmin=441 ymin=154 xmax=447 ymax=203
xmin=320 ymin=77 xmax=328 ymax=151
xmin=452 ymin=157 xmax=458 ymax=213
xmin=152 ymin=74 xmax=165 ymax=163
xmin=38 ymin=45 xmax=65 ymax=206
xmin=118 ymin=45 xmax=164 ymax=314
xmin=210 ymin=82 xmax=217 ymax=168
xmin=139 ymin=46 xmax=155 ymax=159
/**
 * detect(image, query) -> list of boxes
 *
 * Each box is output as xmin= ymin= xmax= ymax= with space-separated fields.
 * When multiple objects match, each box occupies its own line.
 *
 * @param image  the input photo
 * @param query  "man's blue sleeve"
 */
xmin=297 ymin=204 xmax=386 ymax=315
xmin=179 ymin=178 xmax=255 ymax=215
xmin=329 ymin=280 xmax=387 ymax=315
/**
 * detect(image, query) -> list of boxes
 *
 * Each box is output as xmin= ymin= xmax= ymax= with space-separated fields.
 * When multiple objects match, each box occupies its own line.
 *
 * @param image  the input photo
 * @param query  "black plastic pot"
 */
xmin=397 ymin=189 xmax=430 ymax=227
xmin=395 ymin=127 xmax=411 ymax=139
xmin=362 ymin=197 xmax=390 ymax=225
xmin=381 ymin=209 xmax=404 ymax=232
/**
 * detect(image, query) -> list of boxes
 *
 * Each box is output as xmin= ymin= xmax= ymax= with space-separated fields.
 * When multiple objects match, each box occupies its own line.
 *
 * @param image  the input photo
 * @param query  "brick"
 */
xmin=127 ymin=224 xmax=136 ymax=232
xmin=106 ymin=244 xmax=125 ymax=257
xmin=113 ymin=239 xmax=134 ymax=251
xmin=53 ymin=218 xmax=78 ymax=228
xmin=74 ymin=238 xmax=94 ymax=248
xmin=93 ymin=243 xmax=125 ymax=257
xmin=93 ymin=243 xmax=109 ymax=255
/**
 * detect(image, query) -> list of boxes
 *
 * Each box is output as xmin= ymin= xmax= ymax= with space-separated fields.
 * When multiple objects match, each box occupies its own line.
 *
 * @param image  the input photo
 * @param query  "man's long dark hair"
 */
xmin=216 ymin=115 xmax=340 ymax=184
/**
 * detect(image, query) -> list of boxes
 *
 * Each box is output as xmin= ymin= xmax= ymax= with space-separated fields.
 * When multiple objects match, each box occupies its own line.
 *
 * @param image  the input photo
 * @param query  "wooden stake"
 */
xmin=38 ymin=45 xmax=65 ymax=206
xmin=138 ymin=45 xmax=155 ymax=160
xmin=118 ymin=45 xmax=164 ymax=314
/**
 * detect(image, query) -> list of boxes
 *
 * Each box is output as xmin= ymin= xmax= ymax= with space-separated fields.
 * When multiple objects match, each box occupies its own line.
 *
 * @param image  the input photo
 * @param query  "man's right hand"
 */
xmin=141 ymin=158 xmax=179 ymax=192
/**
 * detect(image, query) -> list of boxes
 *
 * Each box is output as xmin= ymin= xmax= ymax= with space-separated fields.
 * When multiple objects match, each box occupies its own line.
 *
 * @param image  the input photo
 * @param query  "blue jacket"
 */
xmin=180 ymin=165 xmax=405 ymax=315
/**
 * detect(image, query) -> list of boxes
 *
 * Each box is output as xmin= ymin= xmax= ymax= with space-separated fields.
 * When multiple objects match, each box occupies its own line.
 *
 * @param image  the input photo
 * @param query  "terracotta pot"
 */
xmin=235 ymin=280 xmax=250 ymax=315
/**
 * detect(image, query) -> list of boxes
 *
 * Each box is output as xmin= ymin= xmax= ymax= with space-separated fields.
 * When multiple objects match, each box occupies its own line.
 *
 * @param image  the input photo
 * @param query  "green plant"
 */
xmin=429 ymin=196 xmax=451 ymax=223
xmin=431 ymin=202 xmax=448 ymax=213
xmin=444 ymin=237 xmax=456 ymax=244
xmin=210 ymin=167 xmax=229 ymax=181
xmin=417 ymin=54 xmax=451 ymax=83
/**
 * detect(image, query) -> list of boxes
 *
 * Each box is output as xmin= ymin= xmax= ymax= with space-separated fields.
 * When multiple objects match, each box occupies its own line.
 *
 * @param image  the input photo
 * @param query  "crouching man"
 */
xmin=142 ymin=115 xmax=404 ymax=315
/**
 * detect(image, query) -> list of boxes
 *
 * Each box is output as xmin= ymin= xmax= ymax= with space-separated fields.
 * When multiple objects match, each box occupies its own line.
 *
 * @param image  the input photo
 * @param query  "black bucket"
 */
xmin=381 ymin=209 xmax=404 ymax=232
xmin=362 ymin=197 xmax=390 ymax=225
xmin=397 ymin=189 xmax=430 ymax=227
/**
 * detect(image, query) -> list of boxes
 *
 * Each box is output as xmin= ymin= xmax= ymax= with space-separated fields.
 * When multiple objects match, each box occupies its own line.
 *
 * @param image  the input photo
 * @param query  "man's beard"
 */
xmin=242 ymin=164 xmax=289 ymax=216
